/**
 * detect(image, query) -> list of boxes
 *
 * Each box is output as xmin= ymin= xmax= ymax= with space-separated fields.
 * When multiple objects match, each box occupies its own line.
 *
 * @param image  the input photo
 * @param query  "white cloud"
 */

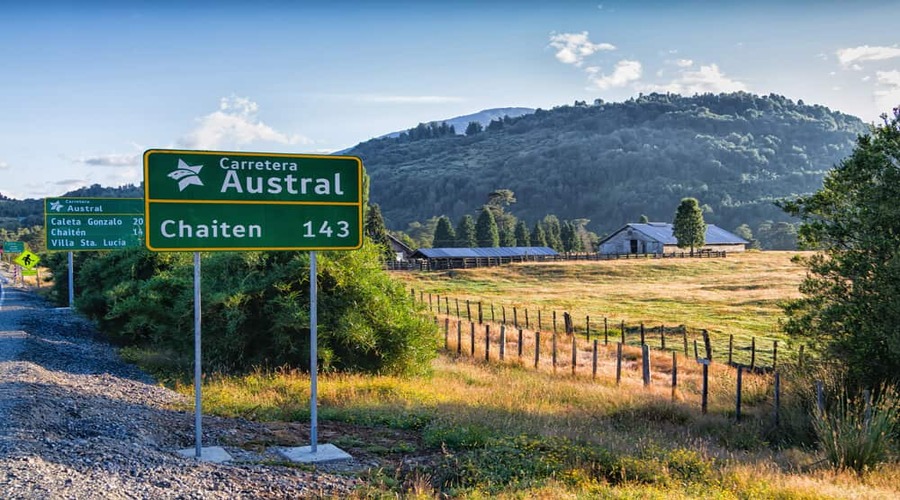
xmin=875 ymin=70 xmax=900 ymax=113
xmin=0 ymin=160 xmax=9 ymax=170
xmin=642 ymin=63 xmax=747 ymax=95
xmin=76 ymin=153 xmax=140 ymax=167
xmin=837 ymin=45 xmax=900 ymax=67
xmin=179 ymin=95 xmax=313 ymax=150
xmin=862 ymin=75 xmax=871 ymax=82
xmin=586 ymin=60 xmax=642 ymax=90
xmin=548 ymin=31 xmax=615 ymax=67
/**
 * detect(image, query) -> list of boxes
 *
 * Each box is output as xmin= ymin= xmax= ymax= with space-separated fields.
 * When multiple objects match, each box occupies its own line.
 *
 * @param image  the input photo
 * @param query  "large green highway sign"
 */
xmin=143 ymin=150 xmax=363 ymax=251
xmin=45 ymin=198 xmax=145 ymax=251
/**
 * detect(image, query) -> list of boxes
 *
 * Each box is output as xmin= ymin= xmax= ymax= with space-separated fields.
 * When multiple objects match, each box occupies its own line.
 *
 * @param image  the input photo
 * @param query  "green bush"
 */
xmin=65 ymin=243 xmax=437 ymax=375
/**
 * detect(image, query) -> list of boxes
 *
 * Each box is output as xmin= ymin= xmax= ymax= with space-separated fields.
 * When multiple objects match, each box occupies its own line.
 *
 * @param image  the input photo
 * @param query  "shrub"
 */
xmin=812 ymin=387 xmax=899 ymax=474
xmin=67 ymin=243 xmax=437 ymax=375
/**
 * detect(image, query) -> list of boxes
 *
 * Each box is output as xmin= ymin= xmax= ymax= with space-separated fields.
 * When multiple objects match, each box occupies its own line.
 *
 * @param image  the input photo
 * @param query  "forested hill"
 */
xmin=349 ymin=92 xmax=868 ymax=235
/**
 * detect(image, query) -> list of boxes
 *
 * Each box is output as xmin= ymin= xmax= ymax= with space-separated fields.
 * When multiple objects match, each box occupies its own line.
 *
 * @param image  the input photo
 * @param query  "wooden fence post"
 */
xmin=553 ymin=311 xmax=558 ymax=335
xmin=444 ymin=318 xmax=449 ymax=349
xmin=671 ymin=352 xmax=678 ymax=402
xmin=470 ymin=322 xmax=475 ymax=357
xmin=491 ymin=303 xmax=495 ymax=323
xmin=592 ymin=340 xmax=598 ymax=380
xmin=701 ymin=362 xmax=709 ymax=414
xmin=502 ymin=306 xmax=506 ymax=325
xmin=736 ymin=365 xmax=743 ymax=421
xmin=552 ymin=331 xmax=558 ymax=372
xmin=642 ymin=344 xmax=651 ymax=386
xmin=604 ymin=317 xmax=609 ymax=345
xmin=660 ymin=324 xmax=666 ymax=351
xmin=525 ymin=309 xmax=529 ymax=329
xmin=518 ymin=328 xmax=524 ymax=358
xmin=466 ymin=300 xmax=471 ymax=321
xmin=640 ymin=323 xmax=645 ymax=346
xmin=616 ymin=343 xmax=623 ymax=385
xmin=429 ymin=293 xmax=433 ymax=311
xmin=683 ymin=330 xmax=688 ymax=356
xmin=457 ymin=321 xmax=462 ymax=355
xmin=586 ymin=315 xmax=590 ymax=341
xmin=621 ymin=321 xmax=626 ymax=345
xmin=499 ymin=325 xmax=506 ymax=361
xmin=485 ymin=325 xmax=491 ymax=361
xmin=445 ymin=297 xmax=449 ymax=316
xmin=478 ymin=302 xmax=483 ymax=324
xmin=534 ymin=332 xmax=541 ymax=369
xmin=455 ymin=298 xmax=460 ymax=319
xmin=694 ymin=340 xmax=699 ymax=360
xmin=514 ymin=307 xmax=518 ymax=328
xmin=538 ymin=310 xmax=542 ymax=331
xmin=703 ymin=330 xmax=712 ymax=362
xmin=571 ymin=335 xmax=577 ymax=376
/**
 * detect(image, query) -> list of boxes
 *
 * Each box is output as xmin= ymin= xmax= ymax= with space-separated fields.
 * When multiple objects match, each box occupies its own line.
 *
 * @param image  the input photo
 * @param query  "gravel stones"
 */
xmin=0 ymin=276 xmax=359 ymax=498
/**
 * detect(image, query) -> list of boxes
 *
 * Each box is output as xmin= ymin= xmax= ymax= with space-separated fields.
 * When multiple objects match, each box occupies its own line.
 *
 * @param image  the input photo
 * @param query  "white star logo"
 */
xmin=167 ymin=159 xmax=204 ymax=191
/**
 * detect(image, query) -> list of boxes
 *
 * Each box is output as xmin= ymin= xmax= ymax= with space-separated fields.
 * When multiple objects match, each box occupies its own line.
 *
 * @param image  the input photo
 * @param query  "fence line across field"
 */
xmin=432 ymin=312 xmax=820 ymax=425
xmin=412 ymin=288 xmax=796 ymax=371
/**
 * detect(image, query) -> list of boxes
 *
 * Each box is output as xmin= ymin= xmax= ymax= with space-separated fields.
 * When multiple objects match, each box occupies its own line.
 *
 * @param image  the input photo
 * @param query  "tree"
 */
xmin=432 ymin=216 xmax=456 ymax=247
xmin=475 ymin=206 xmax=500 ymax=247
xmin=639 ymin=214 xmax=650 ymax=223
xmin=733 ymin=223 xmax=758 ymax=249
xmin=365 ymin=203 xmax=392 ymax=260
xmin=514 ymin=220 xmax=530 ymax=246
xmin=465 ymin=121 xmax=483 ymax=136
xmin=781 ymin=108 xmax=900 ymax=389
xmin=532 ymin=222 xmax=548 ymax=247
xmin=455 ymin=215 xmax=477 ymax=247
xmin=673 ymin=197 xmax=706 ymax=255
xmin=542 ymin=215 xmax=564 ymax=252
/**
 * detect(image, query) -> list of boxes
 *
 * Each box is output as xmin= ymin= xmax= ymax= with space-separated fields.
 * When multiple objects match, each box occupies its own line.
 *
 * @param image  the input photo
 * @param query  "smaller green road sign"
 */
xmin=45 ymin=198 xmax=145 ymax=251
xmin=2 ymin=241 xmax=25 ymax=253
xmin=143 ymin=149 xmax=363 ymax=251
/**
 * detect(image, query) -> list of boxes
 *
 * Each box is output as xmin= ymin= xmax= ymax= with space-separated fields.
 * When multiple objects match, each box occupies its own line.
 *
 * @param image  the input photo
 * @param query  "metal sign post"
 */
xmin=68 ymin=252 xmax=74 ymax=308
xmin=193 ymin=251 xmax=202 ymax=458
xmin=309 ymin=250 xmax=318 ymax=452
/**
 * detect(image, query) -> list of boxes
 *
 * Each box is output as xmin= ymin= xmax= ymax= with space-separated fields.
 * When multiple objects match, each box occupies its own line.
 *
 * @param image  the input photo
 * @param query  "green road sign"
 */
xmin=3 ymin=241 xmax=25 ymax=253
xmin=44 ymin=198 xmax=145 ymax=251
xmin=143 ymin=149 xmax=363 ymax=251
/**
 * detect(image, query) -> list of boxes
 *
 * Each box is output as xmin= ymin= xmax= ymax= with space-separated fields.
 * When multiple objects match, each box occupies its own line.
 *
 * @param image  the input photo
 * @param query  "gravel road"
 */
xmin=0 ymin=267 xmax=360 ymax=499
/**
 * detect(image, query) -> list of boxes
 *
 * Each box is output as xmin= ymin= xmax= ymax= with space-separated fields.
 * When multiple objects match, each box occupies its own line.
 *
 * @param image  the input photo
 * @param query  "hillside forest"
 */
xmin=349 ymin=92 xmax=867 ymax=249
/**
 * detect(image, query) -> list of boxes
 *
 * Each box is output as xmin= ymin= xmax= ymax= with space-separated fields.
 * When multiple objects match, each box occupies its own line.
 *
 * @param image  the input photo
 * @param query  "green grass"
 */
xmin=397 ymin=251 xmax=808 ymax=367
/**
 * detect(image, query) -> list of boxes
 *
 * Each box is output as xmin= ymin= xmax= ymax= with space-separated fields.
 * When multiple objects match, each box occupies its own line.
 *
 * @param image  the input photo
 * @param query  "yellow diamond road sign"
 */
xmin=14 ymin=250 xmax=40 ymax=270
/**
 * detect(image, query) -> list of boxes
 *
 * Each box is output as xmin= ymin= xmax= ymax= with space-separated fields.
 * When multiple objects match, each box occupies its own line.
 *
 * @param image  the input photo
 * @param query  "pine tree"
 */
xmin=475 ymin=206 xmax=500 ymax=247
xmin=455 ymin=215 xmax=477 ymax=247
xmin=673 ymin=197 xmax=706 ymax=255
xmin=542 ymin=215 xmax=564 ymax=252
xmin=514 ymin=220 xmax=530 ymax=246
xmin=432 ymin=216 xmax=456 ymax=247
xmin=364 ymin=203 xmax=392 ymax=260
xmin=532 ymin=223 xmax=547 ymax=247
xmin=465 ymin=121 xmax=483 ymax=136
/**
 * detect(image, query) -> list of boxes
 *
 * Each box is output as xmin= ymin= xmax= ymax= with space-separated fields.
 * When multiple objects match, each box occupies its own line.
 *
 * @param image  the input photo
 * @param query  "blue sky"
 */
xmin=1 ymin=0 xmax=898 ymax=199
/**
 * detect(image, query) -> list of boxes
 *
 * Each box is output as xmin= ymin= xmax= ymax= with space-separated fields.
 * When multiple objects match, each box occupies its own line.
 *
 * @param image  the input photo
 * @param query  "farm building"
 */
xmin=597 ymin=223 xmax=748 ymax=255
xmin=409 ymin=247 xmax=559 ymax=270
xmin=386 ymin=233 xmax=415 ymax=262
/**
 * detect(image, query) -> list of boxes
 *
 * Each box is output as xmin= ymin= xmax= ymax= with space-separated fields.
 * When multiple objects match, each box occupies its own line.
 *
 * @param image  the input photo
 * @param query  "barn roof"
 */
xmin=600 ymin=223 xmax=748 ymax=246
xmin=410 ymin=246 xmax=559 ymax=259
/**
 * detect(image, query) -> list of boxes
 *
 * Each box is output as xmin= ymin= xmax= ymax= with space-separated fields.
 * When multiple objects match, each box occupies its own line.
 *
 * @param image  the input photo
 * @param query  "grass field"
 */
xmin=161 ymin=250 xmax=900 ymax=497
xmin=394 ymin=250 xmax=809 ymax=366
